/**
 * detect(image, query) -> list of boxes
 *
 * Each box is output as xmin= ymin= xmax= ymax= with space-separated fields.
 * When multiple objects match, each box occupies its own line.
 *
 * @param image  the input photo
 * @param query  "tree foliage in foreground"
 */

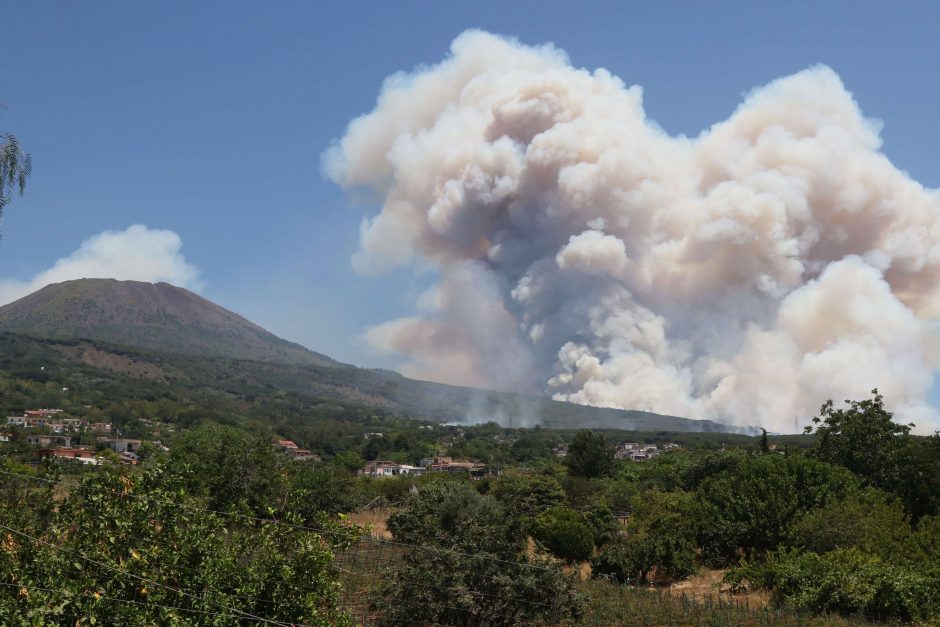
xmin=592 ymin=490 xmax=697 ymax=584
xmin=805 ymin=389 xmax=940 ymax=519
xmin=0 ymin=132 xmax=30 ymax=228
xmin=373 ymin=481 xmax=583 ymax=626
xmin=0 ymin=460 xmax=360 ymax=625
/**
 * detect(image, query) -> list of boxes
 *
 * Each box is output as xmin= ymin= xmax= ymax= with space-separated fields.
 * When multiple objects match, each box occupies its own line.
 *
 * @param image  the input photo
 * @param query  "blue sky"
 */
xmin=2 ymin=0 xmax=939 ymax=378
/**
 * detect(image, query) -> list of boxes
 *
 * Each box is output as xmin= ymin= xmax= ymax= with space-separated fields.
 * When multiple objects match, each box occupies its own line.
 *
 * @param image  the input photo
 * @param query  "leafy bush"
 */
xmin=169 ymin=423 xmax=287 ymax=515
xmin=592 ymin=491 xmax=697 ymax=583
xmin=376 ymin=481 xmax=583 ymax=626
xmin=490 ymin=472 xmax=566 ymax=521
xmin=564 ymin=430 xmax=615 ymax=478
xmin=584 ymin=504 xmax=620 ymax=547
xmin=726 ymin=548 xmax=940 ymax=622
xmin=532 ymin=507 xmax=595 ymax=562
xmin=0 ymin=463 xmax=361 ymax=625
xmin=786 ymin=487 xmax=911 ymax=558
xmin=696 ymin=453 xmax=859 ymax=566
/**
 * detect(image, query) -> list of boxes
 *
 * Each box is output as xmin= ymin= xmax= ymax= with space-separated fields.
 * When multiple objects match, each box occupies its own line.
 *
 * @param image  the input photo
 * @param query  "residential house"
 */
xmin=553 ymin=444 xmax=568 ymax=457
xmin=287 ymin=448 xmax=321 ymax=462
xmin=0 ymin=433 xmax=10 ymax=442
xmin=428 ymin=456 xmax=485 ymax=477
xmin=615 ymin=442 xmax=643 ymax=460
xmin=26 ymin=434 xmax=73 ymax=448
xmin=359 ymin=461 xmax=425 ymax=477
xmin=26 ymin=409 xmax=62 ymax=418
xmin=272 ymin=439 xmax=299 ymax=451
xmin=88 ymin=423 xmax=112 ymax=433
xmin=98 ymin=438 xmax=142 ymax=454
xmin=360 ymin=460 xmax=399 ymax=477
xmin=35 ymin=447 xmax=97 ymax=464
xmin=6 ymin=416 xmax=26 ymax=427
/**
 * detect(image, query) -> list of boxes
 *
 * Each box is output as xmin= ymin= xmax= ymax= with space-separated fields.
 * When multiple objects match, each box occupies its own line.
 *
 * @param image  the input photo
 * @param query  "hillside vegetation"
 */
xmin=0 ymin=278 xmax=748 ymax=432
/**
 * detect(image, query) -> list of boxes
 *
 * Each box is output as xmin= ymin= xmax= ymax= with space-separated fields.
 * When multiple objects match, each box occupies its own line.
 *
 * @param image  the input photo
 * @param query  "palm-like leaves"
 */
xmin=0 ymin=132 xmax=32 ymax=229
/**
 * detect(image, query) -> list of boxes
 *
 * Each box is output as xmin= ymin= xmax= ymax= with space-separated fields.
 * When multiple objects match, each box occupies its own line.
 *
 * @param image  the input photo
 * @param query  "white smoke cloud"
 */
xmin=326 ymin=30 xmax=940 ymax=433
xmin=0 ymin=225 xmax=201 ymax=305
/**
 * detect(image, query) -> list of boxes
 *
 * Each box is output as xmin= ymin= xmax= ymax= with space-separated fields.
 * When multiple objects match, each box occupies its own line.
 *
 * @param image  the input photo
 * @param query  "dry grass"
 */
xmin=667 ymin=567 xmax=772 ymax=609
xmin=346 ymin=508 xmax=396 ymax=539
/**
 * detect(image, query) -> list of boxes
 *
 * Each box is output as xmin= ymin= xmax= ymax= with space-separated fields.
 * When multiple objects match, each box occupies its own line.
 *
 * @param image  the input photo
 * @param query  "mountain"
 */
xmin=0 ymin=279 xmax=337 ymax=367
xmin=0 ymin=279 xmax=751 ymax=433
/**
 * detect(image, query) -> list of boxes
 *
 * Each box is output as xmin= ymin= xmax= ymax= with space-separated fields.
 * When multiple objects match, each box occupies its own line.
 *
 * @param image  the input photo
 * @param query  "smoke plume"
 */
xmin=325 ymin=31 xmax=940 ymax=433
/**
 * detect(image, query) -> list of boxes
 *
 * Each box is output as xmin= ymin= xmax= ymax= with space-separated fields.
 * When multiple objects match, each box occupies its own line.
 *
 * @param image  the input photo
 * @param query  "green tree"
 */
xmin=786 ymin=487 xmax=911 ymax=558
xmin=727 ymin=548 xmax=940 ymax=622
xmin=696 ymin=453 xmax=859 ymax=566
xmin=592 ymin=490 xmax=698 ymax=583
xmin=490 ymin=472 xmax=566 ymax=521
xmin=564 ymin=430 xmax=614 ymax=478
xmin=0 ymin=463 xmax=360 ymax=625
xmin=375 ymin=481 xmax=583 ymax=626
xmin=532 ymin=507 xmax=595 ymax=562
xmin=805 ymin=389 xmax=912 ymax=494
xmin=0 ymin=132 xmax=31 ymax=231
xmin=894 ymin=433 xmax=940 ymax=519
xmin=289 ymin=463 xmax=356 ymax=520
xmin=169 ymin=423 xmax=287 ymax=515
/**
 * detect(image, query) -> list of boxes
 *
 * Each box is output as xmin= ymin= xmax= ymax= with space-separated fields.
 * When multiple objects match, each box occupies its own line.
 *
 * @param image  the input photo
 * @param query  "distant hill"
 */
xmin=0 ymin=279 xmax=753 ymax=434
xmin=0 ymin=279 xmax=338 ymax=367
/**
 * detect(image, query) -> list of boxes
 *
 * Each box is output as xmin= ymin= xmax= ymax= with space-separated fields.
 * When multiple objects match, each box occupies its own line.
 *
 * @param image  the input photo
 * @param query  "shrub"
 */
xmin=786 ymin=487 xmax=910 ymax=559
xmin=695 ymin=453 xmax=859 ymax=566
xmin=564 ymin=430 xmax=615 ymax=478
xmin=584 ymin=504 xmax=620 ymax=547
xmin=592 ymin=491 xmax=697 ymax=583
xmin=726 ymin=548 xmax=940 ymax=622
xmin=376 ymin=482 xmax=584 ymax=625
xmin=532 ymin=507 xmax=595 ymax=562
xmin=490 ymin=472 xmax=566 ymax=521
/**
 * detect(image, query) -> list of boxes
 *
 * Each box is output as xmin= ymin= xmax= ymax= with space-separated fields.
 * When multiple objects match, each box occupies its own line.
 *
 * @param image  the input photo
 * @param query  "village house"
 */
xmin=0 ymin=433 xmax=10 ymax=442
xmin=26 ymin=409 xmax=63 ymax=418
xmin=271 ymin=439 xmax=320 ymax=461
xmin=553 ymin=444 xmax=568 ymax=457
xmin=426 ymin=456 xmax=485 ymax=477
xmin=359 ymin=461 xmax=425 ymax=477
xmin=25 ymin=409 xmax=62 ymax=421
xmin=88 ymin=423 xmax=112 ymax=433
xmin=287 ymin=448 xmax=320 ymax=462
xmin=615 ymin=441 xmax=670 ymax=461
xmin=26 ymin=434 xmax=73 ymax=448
xmin=97 ymin=437 xmax=142 ymax=454
xmin=35 ymin=447 xmax=98 ymax=464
